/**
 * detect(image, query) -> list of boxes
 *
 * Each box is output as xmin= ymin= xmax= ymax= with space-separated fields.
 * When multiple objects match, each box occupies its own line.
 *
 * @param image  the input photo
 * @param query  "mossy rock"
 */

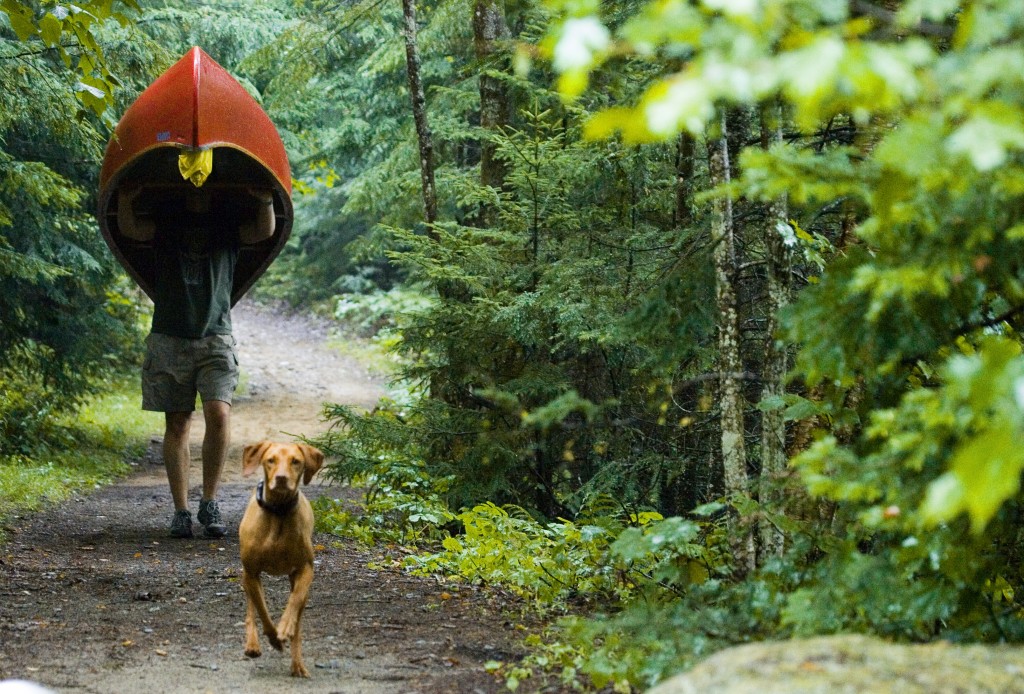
xmin=647 ymin=634 xmax=1024 ymax=694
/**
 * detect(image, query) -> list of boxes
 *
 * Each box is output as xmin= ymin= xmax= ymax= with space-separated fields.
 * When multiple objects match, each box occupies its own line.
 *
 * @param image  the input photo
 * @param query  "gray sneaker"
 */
xmin=198 ymin=499 xmax=227 ymax=538
xmin=170 ymin=509 xmax=193 ymax=539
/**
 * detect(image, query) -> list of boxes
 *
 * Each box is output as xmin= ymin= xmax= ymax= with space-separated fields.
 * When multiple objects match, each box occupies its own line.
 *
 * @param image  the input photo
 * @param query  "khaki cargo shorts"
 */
xmin=142 ymin=333 xmax=239 ymax=412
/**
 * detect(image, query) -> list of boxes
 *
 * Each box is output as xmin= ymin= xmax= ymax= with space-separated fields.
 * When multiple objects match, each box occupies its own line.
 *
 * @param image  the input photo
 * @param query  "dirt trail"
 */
xmin=0 ymin=302 xmax=522 ymax=693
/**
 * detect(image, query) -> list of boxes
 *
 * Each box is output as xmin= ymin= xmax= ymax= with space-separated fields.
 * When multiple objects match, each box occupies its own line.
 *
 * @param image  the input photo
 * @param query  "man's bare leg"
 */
xmin=198 ymin=399 xmax=230 ymax=537
xmin=201 ymin=399 xmax=230 ymax=501
xmin=164 ymin=411 xmax=193 ymax=511
xmin=165 ymin=411 xmax=195 ymax=538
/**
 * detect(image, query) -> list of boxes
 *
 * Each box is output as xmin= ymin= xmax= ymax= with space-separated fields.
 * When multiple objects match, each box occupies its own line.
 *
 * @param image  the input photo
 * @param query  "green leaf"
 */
xmin=3 ymin=3 xmax=38 ymax=40
xmin=39 ymin=12 xmax=62 ymax=47
xmin=951 ymin=424 xmax=1023 ymax=532
xmin=782 ymin=396 xmax=823 ymax=422
xmin=898 ymin=0 xmax=960 ymax=22
xmin=692 ymin=502 xmax=725 ymax=517
xmin=944 ymin=102 xmax=1024 ymax=173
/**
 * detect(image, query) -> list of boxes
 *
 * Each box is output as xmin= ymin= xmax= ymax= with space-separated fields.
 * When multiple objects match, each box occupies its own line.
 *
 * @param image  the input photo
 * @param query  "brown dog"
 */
xmin=239 ymin=441 xmax=324 ymax=678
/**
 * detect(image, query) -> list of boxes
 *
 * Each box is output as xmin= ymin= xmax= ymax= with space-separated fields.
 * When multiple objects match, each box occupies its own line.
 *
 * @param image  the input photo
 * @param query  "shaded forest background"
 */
xmin=3 ymin=0 xmax=1024 ymax=690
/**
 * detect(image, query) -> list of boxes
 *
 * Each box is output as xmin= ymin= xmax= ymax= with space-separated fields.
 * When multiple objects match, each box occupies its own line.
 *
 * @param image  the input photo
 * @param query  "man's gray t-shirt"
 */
xmin=151 ymin=208 xmax=239 ymax=338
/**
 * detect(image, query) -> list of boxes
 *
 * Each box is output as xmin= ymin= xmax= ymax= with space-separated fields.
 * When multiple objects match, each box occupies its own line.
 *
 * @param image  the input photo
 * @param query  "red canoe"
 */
xmin=97 ymin=46 xmax=293 ymax=305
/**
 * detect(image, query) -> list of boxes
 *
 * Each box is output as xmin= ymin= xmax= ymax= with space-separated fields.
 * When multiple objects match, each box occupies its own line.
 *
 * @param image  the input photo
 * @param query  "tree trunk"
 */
xmin=758 ymin=102 xmax=791 ymax=562
xmin=402 ymin=0 xmax=458 ymax=406
xmin=472 ymin=0 xmax=510 ymax=227
xmin=401 ymin=0 xmax=437 ymax=228
xmin=675 ymin=132 xmax=695 ymax=227
xmin=708 ymin=112 xmax=754 ymax=574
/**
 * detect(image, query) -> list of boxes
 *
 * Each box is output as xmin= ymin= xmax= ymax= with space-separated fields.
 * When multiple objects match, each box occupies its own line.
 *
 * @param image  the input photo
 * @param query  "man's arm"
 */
xmin=117 ymin=186 xmax=155 ymax=241
xmin=239 ymin=189 xmax=276 ymax=244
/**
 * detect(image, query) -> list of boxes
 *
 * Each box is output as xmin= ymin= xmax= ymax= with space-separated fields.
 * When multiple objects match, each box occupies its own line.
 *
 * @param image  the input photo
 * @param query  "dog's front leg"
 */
xmin=277 ymin=562 xmax=312 ymax=640
xmin=243 ymin=591 xmax=262 ymax=657
xmin=277 ymin=563 xmax=313 ymax=677
xmin=242 ymin=568 xmax=282 ymax=655
xmin=289 ymin=609 xmax=308 ymax=678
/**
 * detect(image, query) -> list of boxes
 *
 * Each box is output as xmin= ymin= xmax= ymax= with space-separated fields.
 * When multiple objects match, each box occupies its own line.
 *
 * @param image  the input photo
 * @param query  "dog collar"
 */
xmin=256 ymin=480 xmax=298 ymax=517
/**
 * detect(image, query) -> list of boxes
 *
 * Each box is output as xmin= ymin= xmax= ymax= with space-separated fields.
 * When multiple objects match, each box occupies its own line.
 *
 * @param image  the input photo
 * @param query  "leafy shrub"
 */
xmin=0 ymin=370 xmax=63 ymax=457
xmin=313 ymin=473 xmax=453 ymax=546
xmin=409 ymin=502 xmax=735 ymax=611
xmin=407 ymin=502 xmax=622 ymax=607
xmin=312 ymin=409 xmax=455 ymax=545
xmin=333 ymin=284 xmax=434 ymax=337
xmin=0 ymin=376 xmax=159 ymax=537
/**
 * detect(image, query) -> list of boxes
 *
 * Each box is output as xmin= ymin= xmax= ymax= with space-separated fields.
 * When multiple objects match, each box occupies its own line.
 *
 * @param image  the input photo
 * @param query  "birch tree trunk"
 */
xmin=472 ymin=0 xmax=510 ymax=227
xmin=709 ymin=112 xmax=754 ymax=574
xmin=401 ymin=0 xmax=437 ymax=227
xmin=758 ymin=103 xmax=792 ymax=562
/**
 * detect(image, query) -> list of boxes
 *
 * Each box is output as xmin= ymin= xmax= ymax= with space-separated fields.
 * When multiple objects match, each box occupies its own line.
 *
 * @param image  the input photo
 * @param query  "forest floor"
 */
xmin=0 ymin=301 xmax=535 ymax=694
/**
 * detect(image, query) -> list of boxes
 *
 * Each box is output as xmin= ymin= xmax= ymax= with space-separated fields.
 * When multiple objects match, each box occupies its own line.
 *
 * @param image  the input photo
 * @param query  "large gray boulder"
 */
xmin=647 ymin=634 xmax=1024 ymax=694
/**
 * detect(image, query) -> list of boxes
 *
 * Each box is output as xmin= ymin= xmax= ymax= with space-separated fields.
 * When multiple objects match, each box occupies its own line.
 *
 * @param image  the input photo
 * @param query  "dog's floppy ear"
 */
xmin=242 ymin=441 xmax=273 ymax=477
xmin=299 ymin=444 xmax=324 ymax=485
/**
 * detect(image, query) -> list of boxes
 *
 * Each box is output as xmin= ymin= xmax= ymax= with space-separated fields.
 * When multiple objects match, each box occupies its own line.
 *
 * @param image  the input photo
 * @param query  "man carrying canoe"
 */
xmin=118 ymin=185 xmax=275 ymax=538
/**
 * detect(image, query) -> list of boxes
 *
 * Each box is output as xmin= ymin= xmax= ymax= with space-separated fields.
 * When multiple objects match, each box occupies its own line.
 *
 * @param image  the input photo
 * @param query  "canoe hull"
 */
xmin=98 ymin=47 xmax=292 ymax=305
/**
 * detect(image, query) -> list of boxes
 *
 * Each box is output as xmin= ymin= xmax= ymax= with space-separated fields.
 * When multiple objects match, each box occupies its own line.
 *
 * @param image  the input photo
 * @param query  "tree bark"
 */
xmin=709 ymin=112 xmax=754 ymax=574
xmin=401 ymin=0 xmax=437 ymax=228
xmin=472 ymin=0 xmax=510 ymax=227
xmin=758 ymin=102 xmax=791 ymax=562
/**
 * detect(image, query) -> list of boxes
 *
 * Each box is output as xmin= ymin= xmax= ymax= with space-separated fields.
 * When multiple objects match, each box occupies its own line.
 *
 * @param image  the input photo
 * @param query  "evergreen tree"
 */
xmin=0 ymin=1 xmax=143 ymax=449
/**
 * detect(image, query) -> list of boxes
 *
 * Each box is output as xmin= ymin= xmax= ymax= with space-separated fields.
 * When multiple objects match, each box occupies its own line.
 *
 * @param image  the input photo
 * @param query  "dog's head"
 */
xmin=242 ymin=441 xmax=324 ymax=494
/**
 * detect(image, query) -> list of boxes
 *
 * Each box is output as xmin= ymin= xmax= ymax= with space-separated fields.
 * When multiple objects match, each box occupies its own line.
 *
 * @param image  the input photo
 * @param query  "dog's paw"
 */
xmin=244 ymin=646 xmax=262 ymax=659
xmin=276 ymin=615 xmax=297 ymax=641
xmin=291 ymin=660 xmax=310 ymax=678
xmin=266 ymin=630 xmax=284 ymax=651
